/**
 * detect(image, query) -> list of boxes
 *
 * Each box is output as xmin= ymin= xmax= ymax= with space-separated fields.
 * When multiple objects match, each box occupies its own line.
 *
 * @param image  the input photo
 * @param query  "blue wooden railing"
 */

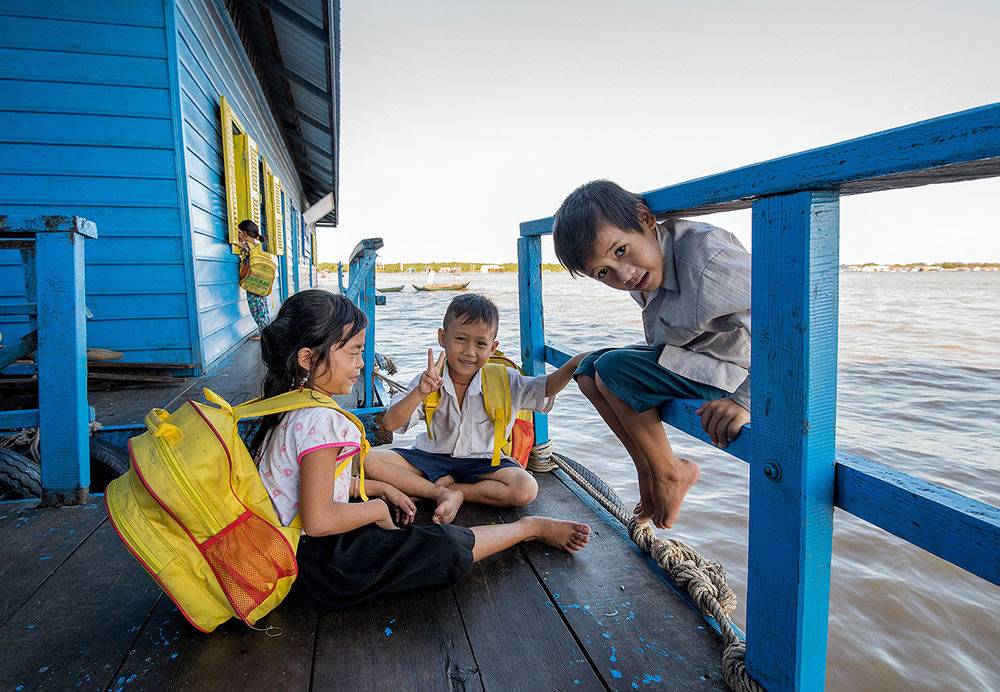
xmin=517 ymin=102 xmax=1000 ymax=690
xmin=0 ymin=215 xmax=96 ymax=505
xmin=342 ymin=237 xmax=387 ymax=410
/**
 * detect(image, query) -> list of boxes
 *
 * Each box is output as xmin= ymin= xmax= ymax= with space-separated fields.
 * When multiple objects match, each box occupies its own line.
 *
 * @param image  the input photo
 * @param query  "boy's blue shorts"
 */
xmin=574 ymin=346 xmax=729 ymax=413
xmin=390 ymin=447 xmax=522 ymax=484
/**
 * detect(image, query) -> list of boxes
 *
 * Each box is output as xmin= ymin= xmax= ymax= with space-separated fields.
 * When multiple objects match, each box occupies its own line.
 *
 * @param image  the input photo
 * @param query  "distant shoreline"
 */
xmin=316 ymin=261 xmax=999 ymax=274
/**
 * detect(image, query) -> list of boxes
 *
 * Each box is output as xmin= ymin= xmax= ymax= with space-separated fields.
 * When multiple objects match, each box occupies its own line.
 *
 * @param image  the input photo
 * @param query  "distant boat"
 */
xmin=411 ymin=281 xmax=471 ymax=292
xmin=376 ymin=285 xmax=404 ymax=293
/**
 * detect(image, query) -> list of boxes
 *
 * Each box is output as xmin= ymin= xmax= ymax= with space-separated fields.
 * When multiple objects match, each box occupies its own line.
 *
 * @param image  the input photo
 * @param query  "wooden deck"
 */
xmin=0 ymin=341 xmax=730 ymax=691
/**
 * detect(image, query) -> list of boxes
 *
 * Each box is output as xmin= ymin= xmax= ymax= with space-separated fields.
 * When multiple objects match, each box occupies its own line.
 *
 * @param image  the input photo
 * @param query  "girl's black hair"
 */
xmin=247 ymin=289 xmax=367 ymax=456
xmin=552 ymin=180 xmax=649 ymax=277
xmin=443 ymin=293 xmax=499 ymax=335
xmin=238 ymin=219 xmax=261 ymax=239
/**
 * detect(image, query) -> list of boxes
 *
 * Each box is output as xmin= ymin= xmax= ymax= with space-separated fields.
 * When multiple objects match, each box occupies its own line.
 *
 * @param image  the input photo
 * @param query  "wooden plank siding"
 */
xmin=0 ymin=0 xmax=316 ymax=375
xmin=0 ymin=1 xmax=197 ymax=367
xmin=172 ymin=0 xmax=308 ymax=370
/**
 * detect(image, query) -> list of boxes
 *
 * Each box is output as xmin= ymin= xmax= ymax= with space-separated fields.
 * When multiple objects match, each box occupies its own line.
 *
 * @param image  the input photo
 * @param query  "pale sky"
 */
xmin=318 ymin=0 xmax=999 ymax=266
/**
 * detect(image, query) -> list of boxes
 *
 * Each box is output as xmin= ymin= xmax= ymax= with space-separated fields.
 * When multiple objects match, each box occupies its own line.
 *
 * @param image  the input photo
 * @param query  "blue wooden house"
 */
xmin=0 ymin=0 xmax=340 ymax=375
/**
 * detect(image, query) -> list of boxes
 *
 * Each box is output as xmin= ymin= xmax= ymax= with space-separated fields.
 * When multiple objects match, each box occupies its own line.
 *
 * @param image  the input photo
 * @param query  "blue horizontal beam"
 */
xmin=0 ymin=214 xmax=98 ymax=239
xmin=520 ymin=102 xmax=1000 ymax=236
xmin=544 ymin=341 xmax=999 ymax=586
xmin=835 ymin=450 xmax=1000 ymax=586
xmin=0 ymin=409 xmax=39 ymax=429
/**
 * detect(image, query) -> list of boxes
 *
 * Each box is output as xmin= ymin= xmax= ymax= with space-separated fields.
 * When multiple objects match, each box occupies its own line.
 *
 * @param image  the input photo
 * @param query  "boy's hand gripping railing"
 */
xmin=518 ymin=102 xmax=1000 ymax=691
xmin=0 ymin=215 xmax=97 ymax=505
xmin=343 ymin=237 xmax=385 ymax=408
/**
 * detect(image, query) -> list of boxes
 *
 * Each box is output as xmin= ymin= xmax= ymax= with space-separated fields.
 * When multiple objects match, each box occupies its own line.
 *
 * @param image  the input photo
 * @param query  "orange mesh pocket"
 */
xmin=201 ymin=510 xmax=297 ymax=621
xmin=510 ymin=418 xmax=534 ymax=468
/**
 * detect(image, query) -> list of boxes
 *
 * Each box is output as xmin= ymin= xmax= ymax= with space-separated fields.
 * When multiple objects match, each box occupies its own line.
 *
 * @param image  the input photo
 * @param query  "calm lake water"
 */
xmin=326 ymin=270 xmax=1000 ymax=691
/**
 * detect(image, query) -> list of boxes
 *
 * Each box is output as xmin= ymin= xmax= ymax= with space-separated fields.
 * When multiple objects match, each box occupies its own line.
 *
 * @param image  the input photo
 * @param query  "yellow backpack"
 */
xmin=105 ymin=388 xmax=368 ymax=632
xmin=239 ymin=245 xmax=277 ymax=297
xmin=424 ymin=351 xmax=535 ymax=468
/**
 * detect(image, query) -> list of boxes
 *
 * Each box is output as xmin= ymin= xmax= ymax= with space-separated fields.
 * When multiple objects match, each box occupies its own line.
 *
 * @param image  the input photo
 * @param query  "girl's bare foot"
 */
xmin=649 ymin=458 xmax=700 ymax=529
xmin=524 ymin=516 xmax=591 ymax=554
xmin=432 ymin=487 xmax=464 ymax=524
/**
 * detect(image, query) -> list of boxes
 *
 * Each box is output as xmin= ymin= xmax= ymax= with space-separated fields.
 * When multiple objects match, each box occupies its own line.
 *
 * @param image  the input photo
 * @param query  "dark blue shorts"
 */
xmin=391 ymin=447 xmax=521 ymax=484
xmin=574 ymin=346 xmax=729 ymax=413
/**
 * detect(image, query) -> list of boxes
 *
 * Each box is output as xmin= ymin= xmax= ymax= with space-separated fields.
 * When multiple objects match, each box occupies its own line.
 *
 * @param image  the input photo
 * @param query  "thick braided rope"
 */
xmin=548 ymin=451 xmax=763 ymax=692
xmin=526 ymin=440 xmax=556 ymax=472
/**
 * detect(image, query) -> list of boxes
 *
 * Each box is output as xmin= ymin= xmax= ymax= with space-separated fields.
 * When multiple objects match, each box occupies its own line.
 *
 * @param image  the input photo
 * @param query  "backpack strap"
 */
xmin=480 ymin=363 xmax=511 ymax=466
xmin=206 ymin=388 xmax=370 ymax=501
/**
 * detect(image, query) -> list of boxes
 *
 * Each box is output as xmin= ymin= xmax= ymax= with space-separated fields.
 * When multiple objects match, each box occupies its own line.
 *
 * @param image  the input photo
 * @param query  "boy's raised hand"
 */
xmin=417 ymin=348 xmax=446 ymax=395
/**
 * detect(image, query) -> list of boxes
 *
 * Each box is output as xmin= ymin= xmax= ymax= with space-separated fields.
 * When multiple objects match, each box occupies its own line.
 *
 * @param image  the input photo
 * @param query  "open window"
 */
xmin=220 ymin=95 xmax=261 ymax=252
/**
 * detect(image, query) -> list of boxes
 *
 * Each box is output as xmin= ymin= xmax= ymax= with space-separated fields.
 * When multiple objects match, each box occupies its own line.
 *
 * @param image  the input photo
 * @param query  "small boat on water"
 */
xmin=376 ymin=285 xmax=404 ymax=293
xmin=412 ymin=280 xmax=471 ymax=292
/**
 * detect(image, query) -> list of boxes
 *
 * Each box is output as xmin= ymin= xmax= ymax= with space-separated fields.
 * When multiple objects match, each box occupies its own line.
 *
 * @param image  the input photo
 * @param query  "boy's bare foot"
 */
xmin=524 ymin=516 xmax=591 ymax=554
xmin=649 ymin=458 xmax=700 ymax=529
xmin=432 ymin=487 xmax=464 ymax=524
xmin=633 ymin=500 xmax=652 ymax=524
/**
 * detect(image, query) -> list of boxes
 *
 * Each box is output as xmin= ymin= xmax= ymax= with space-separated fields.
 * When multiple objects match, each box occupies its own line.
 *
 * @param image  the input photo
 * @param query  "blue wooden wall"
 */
xmin=0 ymin=0 xmax=313 ymax=373
xmin=0 ymin=0 xmax=195 ymax=365
xmin=172 ymin=0 xmax=308 ymax=370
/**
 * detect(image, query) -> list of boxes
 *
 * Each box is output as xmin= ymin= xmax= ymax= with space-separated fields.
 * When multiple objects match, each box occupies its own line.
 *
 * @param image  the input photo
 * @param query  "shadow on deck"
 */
xmin=0 ymin=340 xmax=730 ymax=691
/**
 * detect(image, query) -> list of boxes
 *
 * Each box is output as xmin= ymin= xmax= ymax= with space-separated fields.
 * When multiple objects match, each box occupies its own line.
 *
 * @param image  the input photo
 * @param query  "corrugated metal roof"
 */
xmin=224 ymin=0 xmax=340 ymax=225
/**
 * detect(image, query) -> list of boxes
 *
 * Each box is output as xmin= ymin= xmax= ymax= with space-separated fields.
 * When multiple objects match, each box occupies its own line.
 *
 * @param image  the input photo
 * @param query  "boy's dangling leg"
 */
xmin=594 ymin=372 xmax=700 ymax=530
xmin=577 ymin=374 xmax=656 ymax=523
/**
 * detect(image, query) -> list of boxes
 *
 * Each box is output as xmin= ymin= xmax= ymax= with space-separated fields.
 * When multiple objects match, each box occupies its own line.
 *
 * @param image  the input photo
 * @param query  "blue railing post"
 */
xmin=746 ymin=191 xmax=840 ymax=689
xmin=517 ymin=232 xmax=548 ymax=444
xmin=345 ymin=238 xmax=383 ymax=408
xmin=0 ymin=215 xmax=96 ymax=505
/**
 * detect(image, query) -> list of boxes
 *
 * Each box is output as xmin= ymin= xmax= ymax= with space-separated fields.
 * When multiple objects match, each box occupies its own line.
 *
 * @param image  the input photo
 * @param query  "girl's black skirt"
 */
xmin=286 ymin=523 xmax=475 ymax=610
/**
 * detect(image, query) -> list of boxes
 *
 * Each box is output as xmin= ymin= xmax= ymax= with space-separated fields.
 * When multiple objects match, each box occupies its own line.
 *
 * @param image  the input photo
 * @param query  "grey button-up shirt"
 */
xmin=634 ymin=220 xmax=751 ymax=410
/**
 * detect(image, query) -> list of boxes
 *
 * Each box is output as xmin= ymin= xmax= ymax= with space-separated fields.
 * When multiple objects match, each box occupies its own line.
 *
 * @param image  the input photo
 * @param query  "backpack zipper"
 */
xmin=153 ymin=433 xmax=224 ymax=536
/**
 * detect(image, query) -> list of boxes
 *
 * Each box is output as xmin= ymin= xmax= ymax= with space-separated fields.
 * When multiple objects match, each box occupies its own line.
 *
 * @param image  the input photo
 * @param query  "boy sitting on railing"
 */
xmin=552 ymin=180 xmax=751 ymax=530
xmin=365 ymin=294 xmax=586 ymax=523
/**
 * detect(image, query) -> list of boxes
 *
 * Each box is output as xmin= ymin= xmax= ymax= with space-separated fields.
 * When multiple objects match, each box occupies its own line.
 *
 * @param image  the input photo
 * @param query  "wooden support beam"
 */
xmin=745 ymin=191 xmax=840 ymax=690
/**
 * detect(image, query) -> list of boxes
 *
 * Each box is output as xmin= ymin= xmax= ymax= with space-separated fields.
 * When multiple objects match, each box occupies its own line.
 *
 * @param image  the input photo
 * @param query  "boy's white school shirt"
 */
xmin=634 ymin=220 xmax=752 ymax=410
xmin=390 ymin=362 xmax=554 ymax=458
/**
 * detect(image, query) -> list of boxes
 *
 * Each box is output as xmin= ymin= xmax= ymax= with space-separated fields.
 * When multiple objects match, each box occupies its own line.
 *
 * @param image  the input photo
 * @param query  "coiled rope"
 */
xmin=528 ymin=445 xmax=763 ymax=692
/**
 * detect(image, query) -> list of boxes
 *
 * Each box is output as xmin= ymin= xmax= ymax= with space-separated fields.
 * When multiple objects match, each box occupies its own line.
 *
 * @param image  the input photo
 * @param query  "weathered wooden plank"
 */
xmin=0 ymin=519 xmax=163 ymax=691
xmin=112 ymin=597 xmax=317 ymax=691
xmin=519 ymin=104 xmax=1000 ymax=231
xmin=312 ymin=587 xmax=484 ymax=691
xmin=835 ymin=449 xmax=1000 ymax=586
xmin=504 ymin=473 xmax=730 ymax=691
xmin=746 ymin=192 xmax=840 ymax=690
xmin=453 ymin=500 xmax=606 ymax=691
xmin=0 ymin=499 xmax=107 ymax=627
xmin=89 ymin=379 xmax=195 ymax=427
xmin=517 ymin=234 xmax=549 ymax=444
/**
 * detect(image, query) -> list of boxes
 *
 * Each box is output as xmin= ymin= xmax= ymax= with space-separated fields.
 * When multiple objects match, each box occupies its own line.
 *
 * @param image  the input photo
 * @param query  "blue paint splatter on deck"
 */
xmin=39 ymin=556 xmax=50 ymax=560
xmin=171 ymin=653 xmax=178 ymax=659
xmin=385 ymin=628 xmax=393 ymax=636
xmin=642 ymin=674 xmax=663 ymax=683
xmin=610 ymin=646 xmax=617 ymax=662
xmin=610 ymin=669 xmax=622 ymax=679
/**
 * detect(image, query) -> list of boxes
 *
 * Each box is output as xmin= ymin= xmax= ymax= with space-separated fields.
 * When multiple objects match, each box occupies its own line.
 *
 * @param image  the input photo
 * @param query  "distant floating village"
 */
xmin=841 ymin=263 xmax=999 ymax=272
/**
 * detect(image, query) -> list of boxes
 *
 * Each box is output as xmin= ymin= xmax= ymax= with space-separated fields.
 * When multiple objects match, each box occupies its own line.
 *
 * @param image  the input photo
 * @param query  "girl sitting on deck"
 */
xmin=250 ymin=289 xmax=591 ymax=609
